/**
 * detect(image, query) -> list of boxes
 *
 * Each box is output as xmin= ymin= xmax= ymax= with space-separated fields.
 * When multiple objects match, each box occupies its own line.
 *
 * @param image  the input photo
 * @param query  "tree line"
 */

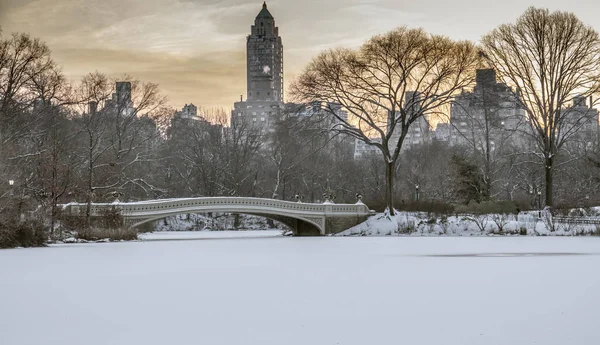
xmin=2 ymin=7 xmax=600 ymax=237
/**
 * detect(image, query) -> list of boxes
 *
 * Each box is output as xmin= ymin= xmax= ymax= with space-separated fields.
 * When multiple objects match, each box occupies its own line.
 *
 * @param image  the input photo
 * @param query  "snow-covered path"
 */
xmin=1 ymin=237 xmax=599 ymax=345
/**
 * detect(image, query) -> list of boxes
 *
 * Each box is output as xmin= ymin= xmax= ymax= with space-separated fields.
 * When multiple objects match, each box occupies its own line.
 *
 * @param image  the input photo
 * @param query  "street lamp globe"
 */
xmin=8 ymin=180 xmax=14 ymax=186
xmin=415 ymin=184 xmax=420 ymax=202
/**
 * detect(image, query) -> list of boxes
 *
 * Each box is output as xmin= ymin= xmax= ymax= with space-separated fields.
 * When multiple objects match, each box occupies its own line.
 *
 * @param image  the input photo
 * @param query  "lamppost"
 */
xmin=355 ymin=193 xmax=363 ymax=203
xmin=415 ymin=184 xmax=420 ymax=202
xmin=8 ymin=179 xmax=14 ymax=196
xmin=586 ymin=195 xmax=590 ymax=207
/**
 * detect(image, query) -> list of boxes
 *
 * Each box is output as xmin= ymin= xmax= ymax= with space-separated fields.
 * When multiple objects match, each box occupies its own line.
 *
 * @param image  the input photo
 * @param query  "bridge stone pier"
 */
xmin=61 ymin=197 xmax=373 ymax=236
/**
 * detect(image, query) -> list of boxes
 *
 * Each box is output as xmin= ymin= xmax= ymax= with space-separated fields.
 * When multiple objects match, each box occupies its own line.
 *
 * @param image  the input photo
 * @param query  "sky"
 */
xmin=1 ymin=0 xmax=600 ymax=111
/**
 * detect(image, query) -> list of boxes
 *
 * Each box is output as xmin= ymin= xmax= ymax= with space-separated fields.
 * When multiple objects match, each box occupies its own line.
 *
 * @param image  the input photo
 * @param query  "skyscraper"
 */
xmin=246 ymin=2 xmax=283 ymax=102
xmin=232 ymin=2 xmax=284 ymax=130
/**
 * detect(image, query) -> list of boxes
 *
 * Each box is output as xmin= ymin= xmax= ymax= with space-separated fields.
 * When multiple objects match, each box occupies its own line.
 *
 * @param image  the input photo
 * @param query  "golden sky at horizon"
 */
xmin=2 ymin=0 xmax=600 ymax=112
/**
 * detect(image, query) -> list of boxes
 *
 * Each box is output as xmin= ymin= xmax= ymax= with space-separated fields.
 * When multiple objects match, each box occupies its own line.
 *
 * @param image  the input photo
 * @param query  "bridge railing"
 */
xmin=552 ymin=217 xmax=600 ymax=225
xmin=60 ymin=197 xmax=371 ymax=217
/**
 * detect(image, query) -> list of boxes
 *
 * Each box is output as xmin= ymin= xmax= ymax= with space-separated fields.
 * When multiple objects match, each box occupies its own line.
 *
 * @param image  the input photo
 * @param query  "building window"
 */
xmin=261 ymin=117 xmax=265 ymax=121
xmin=253 ymin=118 xmax=257 ymax=121
xmin=252 ymin=112 xmax=256 ymax=115
xmin=238 ymin=113 xmax=242 ymax=117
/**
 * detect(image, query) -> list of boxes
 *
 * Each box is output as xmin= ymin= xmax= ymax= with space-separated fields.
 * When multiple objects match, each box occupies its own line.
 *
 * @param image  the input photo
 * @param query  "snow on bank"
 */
xmin=1 ymin=237 xmax=599 ymax=345
xmin=337 ymin=211 xmax=600 ymax=236
xmin=139 ymin=230 xmax=283 ymax=241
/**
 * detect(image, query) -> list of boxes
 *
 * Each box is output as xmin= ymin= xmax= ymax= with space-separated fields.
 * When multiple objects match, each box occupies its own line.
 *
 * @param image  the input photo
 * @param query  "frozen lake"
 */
xmin=1 ymin=234 xmax=600 ymax=345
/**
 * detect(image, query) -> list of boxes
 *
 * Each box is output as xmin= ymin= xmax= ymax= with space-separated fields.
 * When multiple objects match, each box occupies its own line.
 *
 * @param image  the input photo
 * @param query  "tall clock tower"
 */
xmin=232 ymin=2 xmax=284 ymax=131
xmin=246 ymin=2 xmax=283 ymax=102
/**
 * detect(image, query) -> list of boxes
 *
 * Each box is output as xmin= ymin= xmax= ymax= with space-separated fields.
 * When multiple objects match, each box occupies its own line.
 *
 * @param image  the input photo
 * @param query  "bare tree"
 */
xmin=166 ymin=108 xmax=225 ymax=197
xmin=291 ymin=27 xmax=479 ymax=214
xmin=0 ymin=32 xmax=54 ymax=116
xmin=0 ymin=31 xmax=56 ymax=187
xmin=72 ymin=72 xmax=166 ymax=224
xmin=481 ymin=7 xmax=600 ymax=207
xmin=264 ymin=105 xmax=340 ymax=200
xmin=220 ymin=116 xmax=262 ymax=196
xmin=397 ymin=141 xmax=458 ymax=203
xmin=449 ymin=69 xmax=527 ymax=199
xmin=71 ymin=72 xmax=113 ymax=224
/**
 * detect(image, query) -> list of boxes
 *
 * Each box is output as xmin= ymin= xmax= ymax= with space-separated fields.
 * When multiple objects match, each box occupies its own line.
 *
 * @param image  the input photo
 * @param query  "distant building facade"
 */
xmin=353 ymin=91 xmax=433 ymax=160
xmin=354 ymin=138 xmax=381 ymax=159
xmin=104 ymin=81 xmax=134 ymax=116
xmin=434 ymin=123 xmax=451 ymax=143
xmin=562 ymin=95 xmax=599 ymax=149
xmin=175 ymin=103 xmax=199 ymax=119
xmin=387 ymin=91 xmax=432 ymax=153
xmin=288 ymin=101 xmax=348 ymax=123
xmin=449 ymin=69 xmax=528 ymax=150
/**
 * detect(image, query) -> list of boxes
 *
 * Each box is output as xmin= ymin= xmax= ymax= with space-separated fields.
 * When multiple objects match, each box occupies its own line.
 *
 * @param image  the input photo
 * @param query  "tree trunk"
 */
xmin=272 ymin=169 xmax=281 ymax=199
xmin=86 ymin=133 xmax=93 ymax=228
xmin=50 ymin=194 xmax=56 ymax=235
xmin=385 ymin=161 xmax=395 ymax=216
xmin=545 ymin=156 xmax=553 ymax=207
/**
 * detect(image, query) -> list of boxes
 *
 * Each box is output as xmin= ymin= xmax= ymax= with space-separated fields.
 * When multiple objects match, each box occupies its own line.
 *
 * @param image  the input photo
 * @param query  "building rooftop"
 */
xmin=257 ymin=2 xmax=273 ymax=19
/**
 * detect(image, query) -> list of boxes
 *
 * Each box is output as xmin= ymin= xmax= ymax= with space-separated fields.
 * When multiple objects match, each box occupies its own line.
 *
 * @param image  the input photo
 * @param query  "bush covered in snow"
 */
xmin=336 ymin=209 xmax=600 ymax=237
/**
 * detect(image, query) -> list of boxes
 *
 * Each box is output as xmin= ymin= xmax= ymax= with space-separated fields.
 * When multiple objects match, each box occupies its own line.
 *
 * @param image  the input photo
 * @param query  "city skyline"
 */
xmin=2 ymin=0 xmax=600 ymax=110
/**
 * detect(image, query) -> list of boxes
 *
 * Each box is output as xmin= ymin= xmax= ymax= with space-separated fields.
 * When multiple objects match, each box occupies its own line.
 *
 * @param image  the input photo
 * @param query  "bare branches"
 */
xmin=0 ymin=33 xmax=54 ymax=115
xmin=291 ymin=27 xmax=479 ymax=213
xmin=482 ymin=7 xmax=600 ymax=206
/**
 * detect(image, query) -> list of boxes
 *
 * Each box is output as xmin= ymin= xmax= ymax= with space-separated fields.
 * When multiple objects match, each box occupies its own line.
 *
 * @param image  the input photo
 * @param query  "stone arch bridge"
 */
xmin=61 ymin=197 xmax=373 ymax=236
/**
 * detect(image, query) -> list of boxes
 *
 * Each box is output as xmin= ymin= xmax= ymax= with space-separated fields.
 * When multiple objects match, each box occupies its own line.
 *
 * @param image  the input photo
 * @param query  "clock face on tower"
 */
xmin=262 ymin=65 xmax=271 ymax=74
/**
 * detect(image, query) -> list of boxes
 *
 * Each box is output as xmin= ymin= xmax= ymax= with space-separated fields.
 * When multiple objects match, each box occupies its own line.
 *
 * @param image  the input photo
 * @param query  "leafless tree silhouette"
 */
xmin=291 ymin=27 xmax=479 ymax=214
xmin=481 ymin=7 xmax=600 ymax=207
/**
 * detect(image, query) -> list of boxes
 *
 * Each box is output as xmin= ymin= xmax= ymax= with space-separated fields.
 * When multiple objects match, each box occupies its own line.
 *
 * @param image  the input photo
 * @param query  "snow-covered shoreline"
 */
xmin=336 ymin=211 xmax=600 ymax=236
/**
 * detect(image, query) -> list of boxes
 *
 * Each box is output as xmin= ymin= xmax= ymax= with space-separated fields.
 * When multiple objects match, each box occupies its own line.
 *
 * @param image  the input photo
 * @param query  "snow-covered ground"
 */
xmin=1 ymin=237 xmax=599 ymax=345
xmin=338 ymin=211 xmax=600 ymax=236
xmin=140 ymin=229 xmax=283 ymax=240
